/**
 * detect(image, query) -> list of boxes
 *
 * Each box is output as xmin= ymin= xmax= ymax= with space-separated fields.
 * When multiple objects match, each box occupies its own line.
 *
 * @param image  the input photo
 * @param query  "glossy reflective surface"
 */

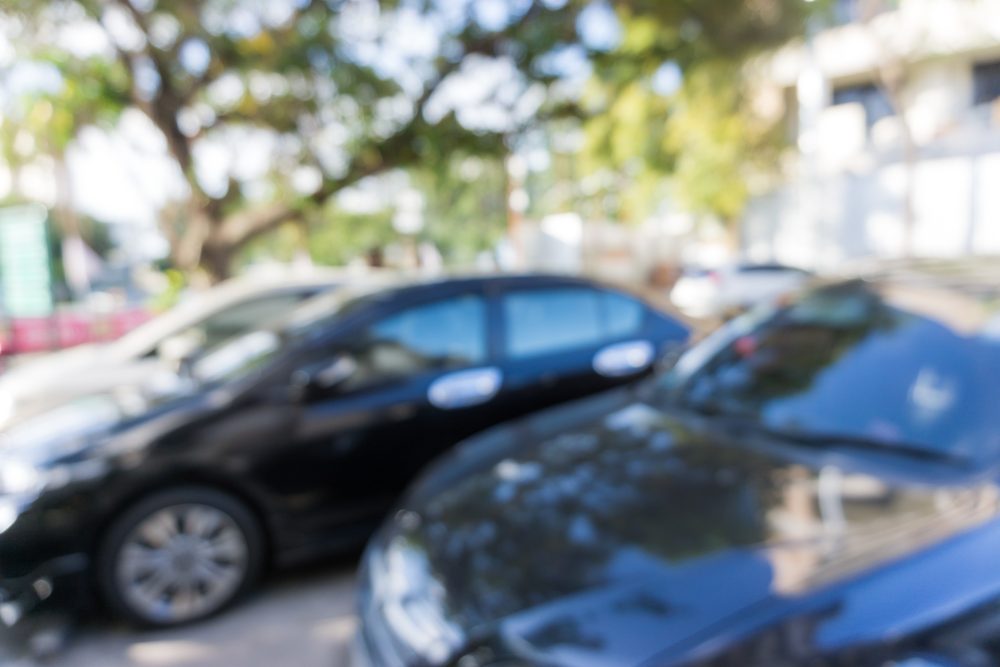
xmin=360 ymin=278 xmax=1000 ymax=667
xmin=664 ymin=280 xmax=1000 ymax=458
xmin=0 ymin=274 xmax=688 ymax=627
xmin=367 ymin=393 xmax=999 ymax=664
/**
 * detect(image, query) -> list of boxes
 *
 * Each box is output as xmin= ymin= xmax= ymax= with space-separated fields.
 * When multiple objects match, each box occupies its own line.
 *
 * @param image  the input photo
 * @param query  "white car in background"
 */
xmin=670 ymin=262 xmax=811 ymax=319
xmin=0 ymin=269 xmax=354 ymax=428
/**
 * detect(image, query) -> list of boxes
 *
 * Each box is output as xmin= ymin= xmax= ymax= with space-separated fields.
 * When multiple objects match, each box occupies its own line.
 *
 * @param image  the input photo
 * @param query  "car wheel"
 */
xmin=97 ymin=486 xmax=264 ymax=627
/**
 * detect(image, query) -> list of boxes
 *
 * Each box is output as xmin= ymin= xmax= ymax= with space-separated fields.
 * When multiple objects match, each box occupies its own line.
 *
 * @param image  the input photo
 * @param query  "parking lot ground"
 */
xmin=2 ymin=562 xmax=358 ymax=667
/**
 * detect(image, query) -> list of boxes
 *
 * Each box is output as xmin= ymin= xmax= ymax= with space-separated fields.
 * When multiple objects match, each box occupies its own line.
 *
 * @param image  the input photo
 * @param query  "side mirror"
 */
xmin=291 ymin=354 xmax=359 ymax=400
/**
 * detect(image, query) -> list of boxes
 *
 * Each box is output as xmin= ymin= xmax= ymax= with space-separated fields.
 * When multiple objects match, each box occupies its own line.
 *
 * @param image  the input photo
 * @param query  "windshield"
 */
xmin=114 ymin=287 xmax=251 ymax=358
xmin=191 ymin=330 xmax=284 ymax=385
xmin=187 ymin=286 xmax=383 ymax=386
xmin=662 ymin=282 xmax=1000 ymax=460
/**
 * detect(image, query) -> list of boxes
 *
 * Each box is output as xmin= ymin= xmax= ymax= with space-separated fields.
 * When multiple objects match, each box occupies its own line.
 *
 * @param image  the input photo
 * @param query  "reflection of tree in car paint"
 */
xmin=388 ymin=404 xmax=995 ymax=665
xmin=398 ymin=416 xmax=780 ymax=628
xmin=679 ymin=282 xmax=1000 ymax=457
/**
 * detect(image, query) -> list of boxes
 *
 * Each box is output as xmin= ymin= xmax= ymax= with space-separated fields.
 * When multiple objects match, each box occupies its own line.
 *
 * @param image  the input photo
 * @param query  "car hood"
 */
xmin=0 ymin=370 xmax=212 ymax=466
xmin=0 ymin=344 xmax=131 ymax=421
xmin=374 ymin=388 xmax=1000 ymax=666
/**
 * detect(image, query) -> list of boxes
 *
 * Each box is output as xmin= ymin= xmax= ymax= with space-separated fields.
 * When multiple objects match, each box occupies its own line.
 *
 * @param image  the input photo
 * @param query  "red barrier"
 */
xmin=0 ymin=308 xmax=151 ymax=356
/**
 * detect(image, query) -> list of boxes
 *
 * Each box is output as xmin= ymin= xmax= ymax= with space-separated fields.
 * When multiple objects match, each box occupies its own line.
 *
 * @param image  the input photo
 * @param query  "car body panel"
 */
xmin=0 ymin=274 xmax=689 ymax=629
xmin=362 ymin=387 xmax=1000 ymax=666
xmin=358 ymin=276 xmax=1000 ymax=667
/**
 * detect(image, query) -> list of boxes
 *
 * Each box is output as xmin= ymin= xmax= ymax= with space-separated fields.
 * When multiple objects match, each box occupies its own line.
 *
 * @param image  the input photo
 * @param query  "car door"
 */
xmin=271 ymin=288 xmax=501 ymax=537
xmin=492 ymin=284 xmax=660 ymax=423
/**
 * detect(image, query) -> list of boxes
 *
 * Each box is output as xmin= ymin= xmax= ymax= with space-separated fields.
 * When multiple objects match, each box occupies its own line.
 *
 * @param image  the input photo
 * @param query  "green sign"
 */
xmin=0 ymin=205 xmax=53 ymax=318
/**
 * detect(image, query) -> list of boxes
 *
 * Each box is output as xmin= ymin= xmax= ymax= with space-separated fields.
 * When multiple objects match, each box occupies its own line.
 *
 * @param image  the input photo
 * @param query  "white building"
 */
xmin=743 ymin=0 xmax=1000 ymax=270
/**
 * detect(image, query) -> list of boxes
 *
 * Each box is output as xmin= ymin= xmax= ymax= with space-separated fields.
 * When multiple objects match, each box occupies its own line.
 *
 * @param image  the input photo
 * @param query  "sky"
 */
xmin=0 ymin=0 xmax=625 ymax=258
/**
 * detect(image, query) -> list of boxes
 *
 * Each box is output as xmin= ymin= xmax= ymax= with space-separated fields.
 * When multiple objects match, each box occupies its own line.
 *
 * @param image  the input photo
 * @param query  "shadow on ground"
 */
xmin=5 ymin=559 xmax=359 ymax=667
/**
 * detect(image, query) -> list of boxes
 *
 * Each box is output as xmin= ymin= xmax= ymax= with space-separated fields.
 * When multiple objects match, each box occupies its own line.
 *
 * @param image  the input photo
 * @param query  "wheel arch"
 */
xmin=88 ymin=465 xmax=280 ymax=572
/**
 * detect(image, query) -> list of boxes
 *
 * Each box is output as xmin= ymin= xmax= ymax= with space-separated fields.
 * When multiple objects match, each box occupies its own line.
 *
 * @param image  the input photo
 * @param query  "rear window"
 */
xmin=503 ymin=288 xmax=647 ymax=359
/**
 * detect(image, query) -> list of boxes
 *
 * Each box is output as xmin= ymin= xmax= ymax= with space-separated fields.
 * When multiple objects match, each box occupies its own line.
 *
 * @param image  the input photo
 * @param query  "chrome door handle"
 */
xmin=428 ymin=367 xmax=503 ymax=410
xmin=593 ymin=340 xmax=655 ymax=378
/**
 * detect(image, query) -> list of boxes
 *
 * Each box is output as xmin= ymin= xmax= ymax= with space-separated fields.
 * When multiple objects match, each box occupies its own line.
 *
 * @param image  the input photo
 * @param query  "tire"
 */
xmin=97 ymin=486 xmax=264 ymax=628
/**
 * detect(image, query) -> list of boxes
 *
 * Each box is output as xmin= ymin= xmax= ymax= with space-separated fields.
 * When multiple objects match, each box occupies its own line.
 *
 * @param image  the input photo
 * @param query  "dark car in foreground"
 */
xmin=357 ymin=277 xmax=1000 ymax=667
xmin=0 ymin=274 xmax=687 ymax=632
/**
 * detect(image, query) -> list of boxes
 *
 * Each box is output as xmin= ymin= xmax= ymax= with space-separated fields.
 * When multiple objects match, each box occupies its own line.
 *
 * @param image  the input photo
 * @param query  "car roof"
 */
xmin=338 ymin=271 xmax=623 ymax=303
xmin=735 ymin=262 xmax=810 ymax=273
xmin=371 ymin=272 xmax=609 ymax=301
xmin=112 ymin=267 xmax=367 ymax=358
xmin=806 ymin=260 xmax=1000 ymax=336
xmin=278 ymin=272 xmax=636 ymax=337
xmin=839 ymin=257 xmax=1000 ymax=299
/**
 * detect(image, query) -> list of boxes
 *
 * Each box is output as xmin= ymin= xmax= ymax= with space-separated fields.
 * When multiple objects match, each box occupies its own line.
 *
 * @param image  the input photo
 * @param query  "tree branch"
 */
xmin=111 ymin=0 xmax=174 ymax=92
xmin=211 ymin=1 xmax=562 ymax=250
xmin=101 ymin=0 xmax=203 ymax=192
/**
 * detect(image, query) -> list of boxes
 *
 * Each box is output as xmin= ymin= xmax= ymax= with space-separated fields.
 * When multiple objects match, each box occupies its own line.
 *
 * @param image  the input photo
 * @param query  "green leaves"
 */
xmin=577 ymin=0 xmax=810 ymax=226
xmin=3 ymin=0 xmax=813 ymax=279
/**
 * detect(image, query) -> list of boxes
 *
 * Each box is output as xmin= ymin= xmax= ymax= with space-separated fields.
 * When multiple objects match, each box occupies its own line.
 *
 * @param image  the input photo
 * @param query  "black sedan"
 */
xmin=0 ymin=274 xmax=687 ymax=631
xmin=357 ymin=277 xmax=1000 ymax=667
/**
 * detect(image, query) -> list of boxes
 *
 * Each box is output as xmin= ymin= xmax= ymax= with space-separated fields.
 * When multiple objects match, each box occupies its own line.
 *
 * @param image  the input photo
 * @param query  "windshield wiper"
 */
xmin=759 ymin=426 xmax=965 ymax=464
xmin=670 ymin=396 xmax=967 ymax=465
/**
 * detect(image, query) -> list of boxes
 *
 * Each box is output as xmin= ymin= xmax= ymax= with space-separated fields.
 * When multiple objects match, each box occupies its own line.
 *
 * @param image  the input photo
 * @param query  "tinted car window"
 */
xmin=503 ymin=288 xmax=646 ymax=359
xmin=604 ymin=292 xmax=645 ymax=338
xmin=670 ymin=283 xmax=1000 ymax=458
xmin=194 ymin=330 xmax=282 ymax=385
xmin=354 ymin=294 xmax=487 ymax=383
xmin=199 ymin=292 xmax=313 ymax=345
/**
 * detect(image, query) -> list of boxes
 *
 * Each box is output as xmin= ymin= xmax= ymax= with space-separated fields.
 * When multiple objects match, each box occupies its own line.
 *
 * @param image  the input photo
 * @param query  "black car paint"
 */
xmin=0 ymin=274 xmax=688 ymax=624
xmin=359 ymin=385 xmax=1000 ymax=667
xmin=356 ymin=278 xmax=1000 ymax=667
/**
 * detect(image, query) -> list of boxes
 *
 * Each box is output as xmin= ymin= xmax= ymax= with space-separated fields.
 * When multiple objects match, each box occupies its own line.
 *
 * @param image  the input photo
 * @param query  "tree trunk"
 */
xmin=200 ymin=242 xmax=234 ymax=284
xmin=169 ymin=203 xmax=219 ymax=284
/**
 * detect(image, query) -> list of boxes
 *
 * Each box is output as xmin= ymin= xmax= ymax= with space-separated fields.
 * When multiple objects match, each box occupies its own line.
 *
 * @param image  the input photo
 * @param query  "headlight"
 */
xmin=0 ymin=459 xmax=42 ymax=496
xmin=367 ymin=537 xmax=464 ymax=664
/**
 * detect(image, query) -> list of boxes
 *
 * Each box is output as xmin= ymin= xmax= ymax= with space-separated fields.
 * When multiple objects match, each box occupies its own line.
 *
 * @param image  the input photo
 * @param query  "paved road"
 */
xmin=3 ymin=563 xmax=359 ymax=667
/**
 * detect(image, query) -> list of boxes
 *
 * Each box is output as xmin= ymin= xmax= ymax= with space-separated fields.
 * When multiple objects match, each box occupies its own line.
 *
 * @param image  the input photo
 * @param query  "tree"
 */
xmin=238 ymin=155 xmax=508 ymax=269
xmin=664 ymin=63 xmax=787 ymax=234
xmin=1 ymin=53 xmax=126 ymax=263
xmin=578 ymin=0 xmax=810 ymax=232
xmin=5 ymin=0 xmax=811 ymax=281
xmin=7 ymin=0 xmax=582 ymax=281
xmin=413 ymin=154 xmax=508 ymax=264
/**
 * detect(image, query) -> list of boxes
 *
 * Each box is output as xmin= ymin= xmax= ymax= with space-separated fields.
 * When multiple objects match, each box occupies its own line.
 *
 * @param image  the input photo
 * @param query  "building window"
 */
xmin=973 ymin=60 xmax=1000 ymax=106
xmin=831 ymin=82 xmax=894 ymax=129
